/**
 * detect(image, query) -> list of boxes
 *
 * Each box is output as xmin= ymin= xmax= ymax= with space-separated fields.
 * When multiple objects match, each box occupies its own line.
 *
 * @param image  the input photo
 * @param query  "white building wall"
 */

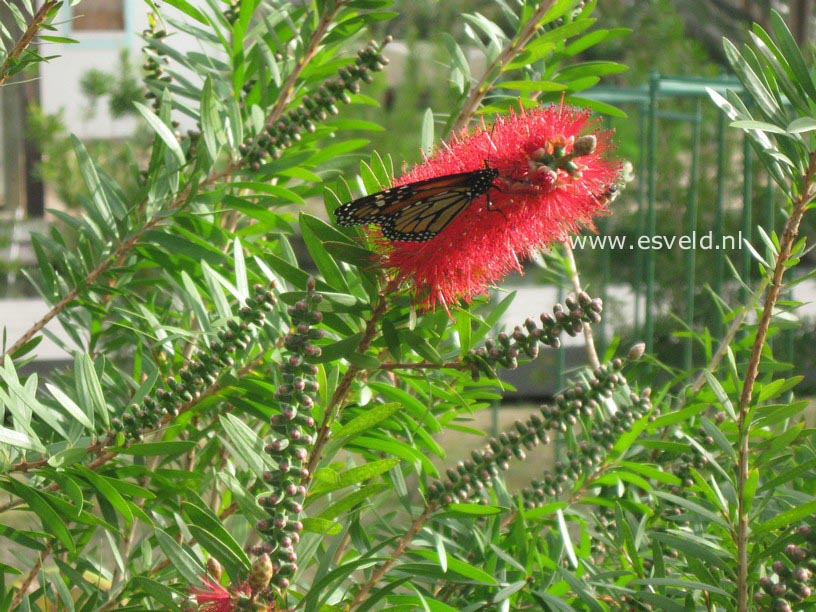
xmin=38 ymin=0 xmax=199 ymax=139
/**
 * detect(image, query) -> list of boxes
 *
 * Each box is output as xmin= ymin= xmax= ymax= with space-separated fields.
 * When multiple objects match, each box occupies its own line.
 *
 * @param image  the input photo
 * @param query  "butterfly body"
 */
xmin=334 ymin=164 xmax=500 ymax=242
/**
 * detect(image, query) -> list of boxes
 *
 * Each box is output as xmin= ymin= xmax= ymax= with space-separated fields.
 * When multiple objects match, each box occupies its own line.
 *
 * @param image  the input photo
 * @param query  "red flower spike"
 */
xmin=373 ymin=104 xmax=620 ymax=311
xmin=189 ymin=578 xmax=251 ymax=612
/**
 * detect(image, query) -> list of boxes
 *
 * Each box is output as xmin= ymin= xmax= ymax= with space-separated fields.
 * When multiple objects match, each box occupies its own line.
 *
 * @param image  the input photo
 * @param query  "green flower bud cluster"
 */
xmin=465 ymin=292 xmax=602 ymax=379
xmin=250 ymin=279 xmax=323 ymax=592
xmin=755 ymin=525 xmax=816 ymax=611
xmin=589 ymin=492 xmax=618 ymax=560
xmin=427 ymin=359 xmax=638 ymax=505
xmin=239 ymin=38 xmax=391 ymax=171
xmin=669 ymin=423 xmax=717 ymax=491
xmin=141 ymin=17 xmax=171 ymax=112
xmin=111 ymin=284 xmax=277 ymax=441
xmin=522 ymin=389 xmax=652 ymax=508
xmin=223 ymin=0 xmax=241 ymax=24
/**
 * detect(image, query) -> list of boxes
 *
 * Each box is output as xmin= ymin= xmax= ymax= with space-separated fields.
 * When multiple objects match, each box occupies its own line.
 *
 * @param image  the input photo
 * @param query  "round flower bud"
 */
xmin=248 ymin=553 xmax=274 ymax=591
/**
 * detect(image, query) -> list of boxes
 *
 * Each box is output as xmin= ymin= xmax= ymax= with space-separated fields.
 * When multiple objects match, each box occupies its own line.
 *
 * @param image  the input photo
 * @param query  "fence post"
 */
xmin=644 ymin=72 xmax=660 ymax=351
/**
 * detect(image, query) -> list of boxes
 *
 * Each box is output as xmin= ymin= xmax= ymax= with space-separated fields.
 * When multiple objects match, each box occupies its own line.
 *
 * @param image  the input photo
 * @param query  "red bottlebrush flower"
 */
xmin=351 ymin=104 xmax=620 ymax=310
xmin=189 ymin=578 xmax=251 ymax=612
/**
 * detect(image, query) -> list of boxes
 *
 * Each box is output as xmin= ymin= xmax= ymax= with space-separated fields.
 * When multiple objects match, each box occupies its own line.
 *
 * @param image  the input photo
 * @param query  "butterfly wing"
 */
xmin=334 ymin=167 xmax=499 ymax=242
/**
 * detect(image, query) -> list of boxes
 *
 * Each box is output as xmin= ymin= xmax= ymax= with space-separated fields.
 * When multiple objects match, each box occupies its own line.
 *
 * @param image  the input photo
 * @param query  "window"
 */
xmin=72 ymin=0 xmax=124 ymax=31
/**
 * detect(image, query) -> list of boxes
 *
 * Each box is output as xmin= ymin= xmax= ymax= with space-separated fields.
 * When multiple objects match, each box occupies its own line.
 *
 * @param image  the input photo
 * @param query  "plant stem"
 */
xmin=451 ymin=0 xmax=557 ymax=133
xmin=305 ymin=279 xmax=397 ymax=479
xmin=9 ymin=542 xmax=51 ymax=609
xmin=350 ymin=506 xmax=433 ymax=609
xmin=562 ymin=242 xmax=600 ymax=369
xmin=0 ymin=1 xmax=58 ymax=88
xmin=734 ymin=152 xmax=816 ymax=611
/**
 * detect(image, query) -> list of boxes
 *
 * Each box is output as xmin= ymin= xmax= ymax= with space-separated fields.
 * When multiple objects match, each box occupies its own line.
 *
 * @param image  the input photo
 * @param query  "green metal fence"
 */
xmin=577 ymin=73 xmax=788 ymax=374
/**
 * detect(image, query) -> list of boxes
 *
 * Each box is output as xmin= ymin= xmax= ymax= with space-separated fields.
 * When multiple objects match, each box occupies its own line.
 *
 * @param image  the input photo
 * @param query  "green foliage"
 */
xmin=25 ymin=104 xmax=149 ymax=210
xmin=3 ymin=1 xmax=816 ymax=611
xmin=0 ymin=1 xmax=73 ymax=86
xmin=80 ymin=50 xmax=144 ymax=119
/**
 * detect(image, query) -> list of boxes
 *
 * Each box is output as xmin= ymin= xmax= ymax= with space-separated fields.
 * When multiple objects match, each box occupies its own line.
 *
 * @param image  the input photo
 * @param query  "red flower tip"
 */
xmin=189 ymin=577 xmax=251 ymax=612
xmin=373 ymin=104 xmax=621 ymax=310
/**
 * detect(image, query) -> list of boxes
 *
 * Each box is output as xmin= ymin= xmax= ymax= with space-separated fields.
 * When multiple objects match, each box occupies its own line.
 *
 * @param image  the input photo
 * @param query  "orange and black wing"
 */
xmin=334 ymin=166 xmax=499 ymax=242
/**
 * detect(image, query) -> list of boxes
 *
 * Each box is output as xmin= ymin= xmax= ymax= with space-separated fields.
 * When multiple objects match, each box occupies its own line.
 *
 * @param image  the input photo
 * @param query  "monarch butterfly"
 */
xmin=334 ymin=162 xmax=500 ymax=242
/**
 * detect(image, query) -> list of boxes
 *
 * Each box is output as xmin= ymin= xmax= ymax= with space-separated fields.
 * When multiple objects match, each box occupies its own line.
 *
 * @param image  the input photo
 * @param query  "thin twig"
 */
xmin=735 ymin=151 xmax=816 ymax=612
xmin=305 ymin=279 xmax=397 ymax=479
xmin=451 ymin=0 xmax=558 ymax=133
xmin=689 ymin=283 xmax=763 ymax=395
xmin=9 ymin=542 xmax=52 ymax=609
xmin=562 ymin=242 xmax=600 ymax=369
xmin=267 ymin=2 xmax=347 ymax=122
xmin=378 ymin=360 xmax=467 ymax=371
xmin=0 ymin=1 xmax=58 ymax=88
xmin=350 ymin=506 xmax=433 ymax=609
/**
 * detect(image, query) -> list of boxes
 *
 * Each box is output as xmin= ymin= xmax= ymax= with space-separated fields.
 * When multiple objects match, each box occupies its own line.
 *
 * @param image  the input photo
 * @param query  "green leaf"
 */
xmin=703 ymin=371 xmax=736 ymax=420
xmin=499 ymin=79 xmax=565 ymax=93
xmin=317 ymin=484 xmax=390 ymax=520
xmin=786 ymin=117 xmax=816 ymax=133
xmin=299 ymin=557 xmax=384 ymax=612
xmin=628 ymin=577 xmax=730 ymax=597
xmin=755 ymin=499 xmax=816 ymax=534
xmin=650 ymin=532 xmax=730 ymax=571
xmin=74 ymin=466 xmax=133 ymax=527
xmin=310 ymin=332 xmax=363 ymax=364
xmin=729 ymin=119 xmax=788 ymax=135
xmin=47 ymin=448 xmax=88 ymax=468
xmin=323 ymin=241 xmax=376 ymax=267
xmin=45 ymin=383 xmax=93 ymax=430
xmin=335 ymin=403 xmax=402 ymax=439
xmin=0 ymin=426 xmax=45 ymax=452
xmin=756 ymin=376 xmax=803 ymax=402
xmin=412 ymin=549 xmax=498 ymax=584
xmin=134 ymin=102 xmax=186 ymax=165
xmin=71 ymin=135 xmax=114 ymax=224
xmin=301 ymin=517 xmax=343 ymax=535
xmin=200 ymin=77 xmax=223 ymax=162
xmin=442 ymin=503 xmax=504 ymax=516
xmin=652 ymin=491 xmax=728 ymax=529
xmin=769 ymin=10 xmax=816 ymax=100
xmin=618 ymin=461 xmax=682 ymax=486
xmin=0 ymin=524 xmax=48 ymax=551
xmin=181 ymin=501 xmax=249 ymax=575
xmin=401 ymin=329 xmax=444 ymax=364
xmin=75 ymin=353 xmax=110 ymax=429
xmin=367 ymin=382 xmax=441 ymax=433
xmin=310 ymin=459 xmax=399 ymax=496
xmin=40 ymin=35 xmax=79 ymax=44
xmin=120 ymin=441 xmax=196 ymax=456
xmin=421 ymin=107 xmax=434 ymax=153
xmin=130 ymin=576 xmax=182 ymax=608
xmin=743 ymin=468 xmax=759 ymax=514
xmin=154 ymin=529 xmax=203 ymax=584
xmin=556 ymin=509 xmax=577 ymax=567
xmin=188 ymin=524 xmax=250 ymax=580
xmin=723 ymin=39 xmax=784 ymax=125
xmin=220 ymin=414 xmax=271 ymax=480
xmin=161 ymin=0 xmax=209 ymax=24
xmin=761 ymin=456 xmax=816 ymax=492
xmin=300 ymin=214 xmax=349 ymax=293
xmin=0 ymin=358 xmax=68 ymax=441
xmin=6 ymin=480 xmax=75 ymax=553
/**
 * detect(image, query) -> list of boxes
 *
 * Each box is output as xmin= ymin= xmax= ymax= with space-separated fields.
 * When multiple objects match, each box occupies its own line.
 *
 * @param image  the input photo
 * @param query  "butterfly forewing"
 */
xmin=334 ymin=165 xmax=500 ymax=242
